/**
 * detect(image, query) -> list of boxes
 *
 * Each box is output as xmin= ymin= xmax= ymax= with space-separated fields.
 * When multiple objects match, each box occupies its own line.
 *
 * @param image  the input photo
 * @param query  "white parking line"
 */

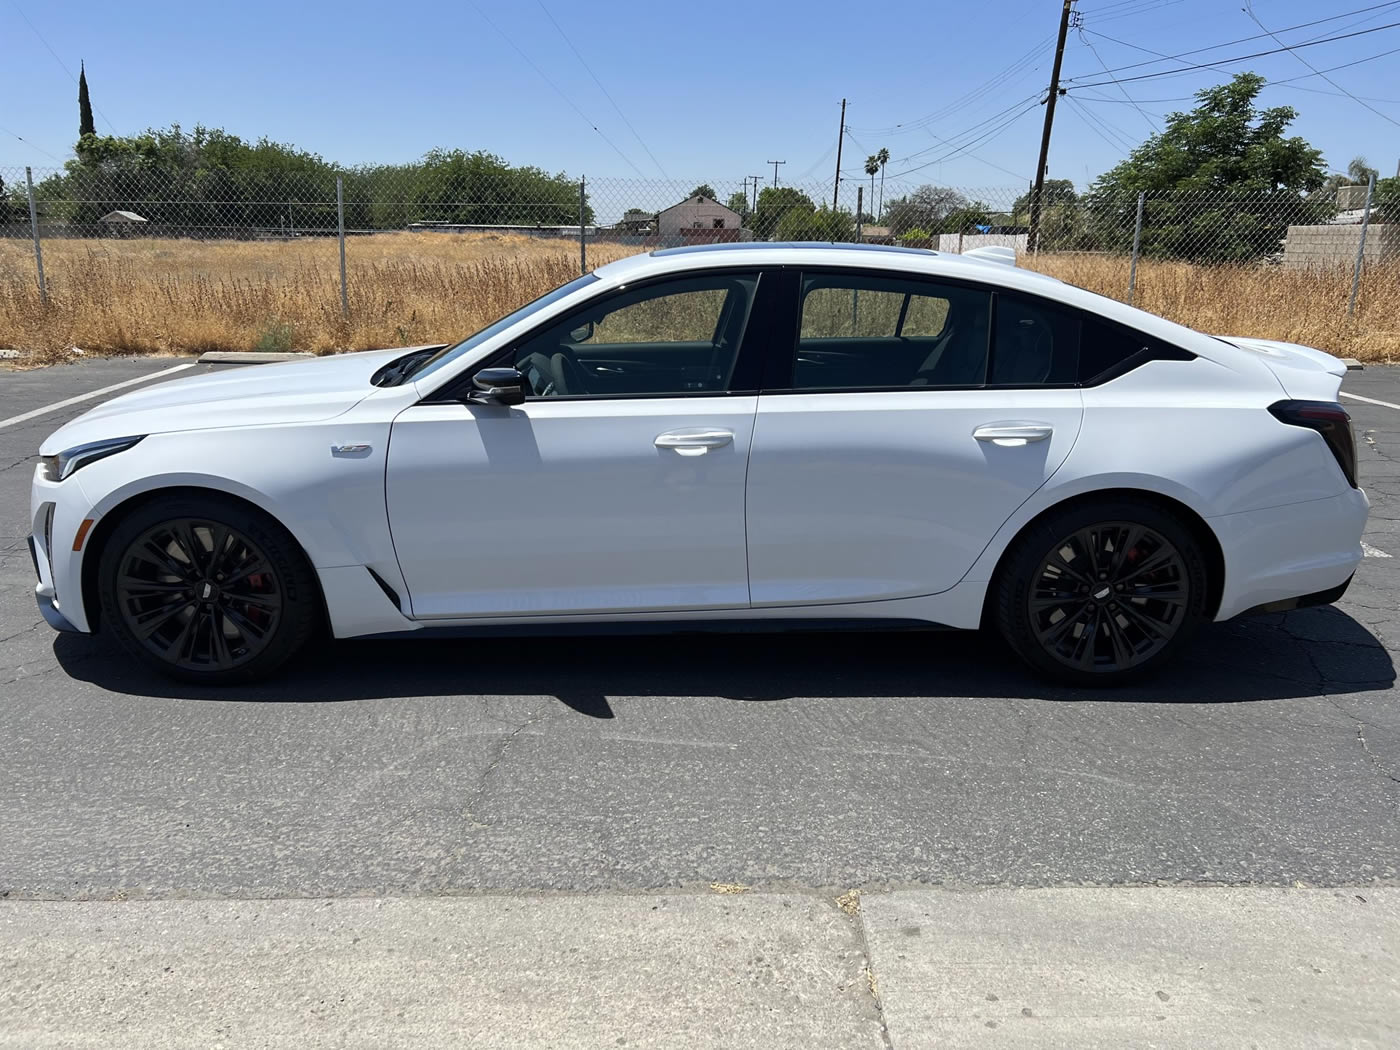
xmin=1363 ymin=542 xmax=1394 ymax=559
xmin=1341 ymin=391 xmax=1400 ymax=411
xmin=0 ymin=363 xmax=195 ymax=430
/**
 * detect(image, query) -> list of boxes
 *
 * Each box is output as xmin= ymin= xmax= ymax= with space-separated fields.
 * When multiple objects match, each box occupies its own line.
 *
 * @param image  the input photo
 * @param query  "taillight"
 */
xmin=1268 ymin=400 xmax=1358 ymax=488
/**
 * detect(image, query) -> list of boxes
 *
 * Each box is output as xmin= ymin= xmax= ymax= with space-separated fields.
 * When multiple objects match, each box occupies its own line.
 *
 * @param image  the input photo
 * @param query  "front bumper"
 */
xmin=35 ymin=582 xmax=80 ymax=632
xmin=30 ymin=463 xmax=96 ymax=634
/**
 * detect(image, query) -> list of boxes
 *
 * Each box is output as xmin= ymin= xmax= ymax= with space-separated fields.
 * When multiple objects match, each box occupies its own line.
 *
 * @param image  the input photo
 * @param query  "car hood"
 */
xmin=1215 ymin=336 xmax=1347 ymax=402
xmin=40 ymin=346 xmax=443 ymax=455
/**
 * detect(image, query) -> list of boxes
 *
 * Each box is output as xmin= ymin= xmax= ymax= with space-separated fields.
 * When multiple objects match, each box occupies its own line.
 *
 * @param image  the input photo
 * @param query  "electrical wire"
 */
xmin=532 ymin=0 xmax=669 ymax=179
xmin=0 ymin=124 xmax=65 ymax=163
xmin=892 ymin=95 xmax=1042 ymax=165
xmin=883 ymin=99 xmax=1041 ymax=179
xmin=1243 ymin=0 xmax=1400 ymax=129
xmin=1064 ymin=22 xmax=1400 ymax=90
xmin=10 ymin=0 xmax=118 ymax=134
xmin=1069 ymin=3 xmax=1400 ymax=80
xmin=465 ymin=1 xmax=648 ymax=177
xmin=1076 ymin=28 xmax=1160 ymax=131
xmin=1065 ymin=94 xmax=1138 ymax=152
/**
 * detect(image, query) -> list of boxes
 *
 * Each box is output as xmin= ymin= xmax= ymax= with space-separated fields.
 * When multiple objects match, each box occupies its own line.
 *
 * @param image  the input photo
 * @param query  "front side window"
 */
xmin=507 ymin=273 xmax=759 ymax=398
xmin=791 ymin=273 xmax=991 ymax=390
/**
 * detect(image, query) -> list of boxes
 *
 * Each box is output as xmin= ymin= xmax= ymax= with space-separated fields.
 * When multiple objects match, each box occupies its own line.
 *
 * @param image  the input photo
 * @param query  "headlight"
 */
xmin=39 ymin=435 xmax=145 ymax=482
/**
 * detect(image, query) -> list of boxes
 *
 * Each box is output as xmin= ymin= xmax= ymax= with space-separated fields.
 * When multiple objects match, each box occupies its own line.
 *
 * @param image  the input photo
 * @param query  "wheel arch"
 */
xmin=80 ymin=484 xmax=329 ymax=634
xmin=980 ymin=486 xmax=1226 ymax=626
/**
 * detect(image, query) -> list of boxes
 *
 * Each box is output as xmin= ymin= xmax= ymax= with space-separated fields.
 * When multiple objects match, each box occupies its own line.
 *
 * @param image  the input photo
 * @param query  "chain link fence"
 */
xmin=3 ymin=164 xmax=1397 ymax=359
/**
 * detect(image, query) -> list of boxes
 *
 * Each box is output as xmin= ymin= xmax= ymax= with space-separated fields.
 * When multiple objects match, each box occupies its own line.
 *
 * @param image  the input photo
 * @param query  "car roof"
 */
xmin=592 ymin=241 xmax=1065 ymax=292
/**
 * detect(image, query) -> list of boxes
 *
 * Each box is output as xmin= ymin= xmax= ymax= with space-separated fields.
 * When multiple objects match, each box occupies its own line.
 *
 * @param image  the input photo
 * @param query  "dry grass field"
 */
xmin=2 ymin=232 xmax=1396 ymax=364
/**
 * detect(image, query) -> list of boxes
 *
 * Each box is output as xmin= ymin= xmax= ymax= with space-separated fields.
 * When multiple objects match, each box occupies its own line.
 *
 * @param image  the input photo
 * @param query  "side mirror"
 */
xmin=467 ymin=367 xmax=527 ymax=406
xmin=568 ymin=321 xmax=595 ymax=344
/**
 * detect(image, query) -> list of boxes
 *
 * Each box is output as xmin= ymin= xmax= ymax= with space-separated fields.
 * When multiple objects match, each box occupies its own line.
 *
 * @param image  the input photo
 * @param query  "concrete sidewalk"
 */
xmin=3 ymin=888 xmax=1397 ymax=1049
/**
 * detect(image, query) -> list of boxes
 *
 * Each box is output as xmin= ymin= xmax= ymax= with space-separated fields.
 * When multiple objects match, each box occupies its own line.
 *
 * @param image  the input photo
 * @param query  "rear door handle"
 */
xmin=972 ymin=421 xmax=1054 ymax=446
xmin=655 ymin=429 xmax=735 ymax=457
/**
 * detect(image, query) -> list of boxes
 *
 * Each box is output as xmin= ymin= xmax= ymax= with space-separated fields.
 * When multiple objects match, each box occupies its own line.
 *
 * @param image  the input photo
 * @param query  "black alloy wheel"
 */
xmin=1028 ymin=522 xmax=1188 ymax=673
xmin=98 ymin=495 xmax=320 ymax=683
xmin=995 ymin=500 xmax=1209 ymax=686
xmin=114 ymin=518 xmax=282 ymax=672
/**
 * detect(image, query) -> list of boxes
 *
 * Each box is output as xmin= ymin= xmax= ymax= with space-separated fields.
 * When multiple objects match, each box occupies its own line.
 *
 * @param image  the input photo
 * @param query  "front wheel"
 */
xmin=993 ymin=500 xmax=1210 ymax=686
xmin=98 ymin=494 xmax=321 ymax=684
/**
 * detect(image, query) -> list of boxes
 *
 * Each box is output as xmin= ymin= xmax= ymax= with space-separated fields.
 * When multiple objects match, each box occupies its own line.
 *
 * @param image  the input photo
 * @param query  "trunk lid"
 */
xmin=1216 ymin=336 xmax=1346 ymax=401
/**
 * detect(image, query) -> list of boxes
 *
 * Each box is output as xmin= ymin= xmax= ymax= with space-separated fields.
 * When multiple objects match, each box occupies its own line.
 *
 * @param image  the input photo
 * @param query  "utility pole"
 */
xmin=1027 ymin=0 xmax=1076 ymax=253
xmin=832 ymin=97 xmax=847 ymax=210
xmin=767 ymin=159 xmax=786 ymax=187
xmin=748 ymin=174 xmax=765 ymax=212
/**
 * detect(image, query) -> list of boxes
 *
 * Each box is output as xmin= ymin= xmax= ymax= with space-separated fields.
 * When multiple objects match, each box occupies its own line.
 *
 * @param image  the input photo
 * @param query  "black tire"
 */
xmin=993 ymin=498 xmax=1210 ymax=687
xmin=97 ymin=493 xmax=321 ymax=684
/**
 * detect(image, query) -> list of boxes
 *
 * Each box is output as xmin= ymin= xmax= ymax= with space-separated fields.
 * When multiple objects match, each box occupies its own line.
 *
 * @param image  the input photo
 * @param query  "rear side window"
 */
xmin=792 ymin=273 xmax=991 ymax=390
xmin=989 ymin=294 xmax=1080 ymax=386
xmin=1078 ymin=318 xmax=1189 ymax=383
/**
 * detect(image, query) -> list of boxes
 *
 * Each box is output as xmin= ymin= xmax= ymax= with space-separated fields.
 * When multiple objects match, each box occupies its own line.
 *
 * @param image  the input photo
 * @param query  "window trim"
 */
xmin=425 ymin=267 xmax=775 ymax=404
xmin=760 ymin=265 xmax=1195 ymax=395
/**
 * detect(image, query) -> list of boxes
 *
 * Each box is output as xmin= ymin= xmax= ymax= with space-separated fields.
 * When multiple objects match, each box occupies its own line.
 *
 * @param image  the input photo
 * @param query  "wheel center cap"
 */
xmin=1093 ymin=585 xmax=1112 ymax=602
xmin=200 ymin=581 xmax=219 ymax=602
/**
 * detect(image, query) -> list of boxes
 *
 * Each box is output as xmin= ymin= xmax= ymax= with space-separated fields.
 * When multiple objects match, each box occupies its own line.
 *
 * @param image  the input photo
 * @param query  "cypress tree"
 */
xmin=78 ymin=61 xmax=95 ymax=138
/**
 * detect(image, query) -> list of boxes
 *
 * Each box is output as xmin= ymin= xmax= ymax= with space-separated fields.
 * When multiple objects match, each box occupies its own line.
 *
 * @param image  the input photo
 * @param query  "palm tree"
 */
xmin=864 ymin=155 xmax=879 ymax=221
xmin=876 ymin=147 xmax=890 ymax=221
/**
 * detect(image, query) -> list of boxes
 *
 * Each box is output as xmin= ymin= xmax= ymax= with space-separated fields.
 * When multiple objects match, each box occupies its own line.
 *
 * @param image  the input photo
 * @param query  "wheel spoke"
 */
xmin=1103 ymin=610 xmax=1135 ymax=667
xmin=226 ymin=590 xmax=278 ymax=609
xmin=135 ymin=540 xmax=194 ymax=581
xmin=1118 ymin=547 xmax=1178 ymax=585
xmin=129 ymin=596 xmax=196 ymax=640
xmin=221 ymin=602 xmax=272 ymax=642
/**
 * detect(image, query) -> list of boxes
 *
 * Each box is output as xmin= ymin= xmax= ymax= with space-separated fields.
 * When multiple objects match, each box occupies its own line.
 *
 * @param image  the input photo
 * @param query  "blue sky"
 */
xmin=3 ymin=0 xmax=1399 ymax=197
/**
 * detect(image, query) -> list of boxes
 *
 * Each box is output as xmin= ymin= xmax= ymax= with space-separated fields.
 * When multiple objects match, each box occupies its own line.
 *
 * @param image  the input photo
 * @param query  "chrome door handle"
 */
xmin=655 ymin=429 xmax=735 ymax=457
xmin=972 ymin=422 xmax=1054 ymax=446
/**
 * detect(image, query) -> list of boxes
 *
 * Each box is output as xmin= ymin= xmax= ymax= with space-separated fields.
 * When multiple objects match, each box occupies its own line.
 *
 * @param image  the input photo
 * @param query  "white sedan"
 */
xmin=30 ymin=243 xmax=1367 ymax=686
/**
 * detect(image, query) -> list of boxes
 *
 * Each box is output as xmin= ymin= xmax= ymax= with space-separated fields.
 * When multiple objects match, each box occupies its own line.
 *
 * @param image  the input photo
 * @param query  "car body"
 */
xmin=30 ymin=242 xmax=1368 ymax=684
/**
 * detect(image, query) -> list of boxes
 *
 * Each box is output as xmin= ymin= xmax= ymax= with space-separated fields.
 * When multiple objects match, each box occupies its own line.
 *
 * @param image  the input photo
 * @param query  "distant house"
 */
xmin=616 ymin=209 xmax=656 ymax=234
xmin=655 ymin=195 xmax=742 ymax=236
xmin=99 ymin=210 xmax=147 ymax=225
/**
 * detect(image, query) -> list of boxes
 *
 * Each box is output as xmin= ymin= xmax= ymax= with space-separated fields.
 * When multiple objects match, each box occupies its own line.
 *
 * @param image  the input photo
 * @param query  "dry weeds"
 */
xmin=1 ymin=234 xmax=1395 ymax=363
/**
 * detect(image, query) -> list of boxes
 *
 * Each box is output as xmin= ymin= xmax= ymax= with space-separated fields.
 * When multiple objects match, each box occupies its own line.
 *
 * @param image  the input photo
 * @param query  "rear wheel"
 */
xmin=994 ymin=499 xmax=1209 ymax=686
xmin=98 ymin=494 xmax=320 ymax=684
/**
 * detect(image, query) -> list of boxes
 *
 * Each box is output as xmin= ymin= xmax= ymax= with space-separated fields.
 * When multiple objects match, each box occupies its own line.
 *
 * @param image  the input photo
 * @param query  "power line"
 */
xmin=884 ymin=100 xmax=1041 ymax=179
xmin=893 ymin=95 xmax=1042 ymax=165
xmin=916 ymin=126 xmax=1032 ymax=181
xmin=1244 ymin=0 xmax=1400 ymax=129
xmin=1076 ymin=27 xmax=1159 ymax=131
xmin=1068 ymin=4 xmax=1400 ymax=81
xmin=10 ymin=1 xmax=118 ymax=134
xmin=532 ymin=0 xmax=669 ymax=179
xmin=465 ymin=1 xmax=648 ymax=177
xmin=0 ymin=124 xmax=65 ymax=163
xmin=1064 ymin=21 xmax=1400 ymax=90
xmin=1066 ymin=94 xmax=1138 ymax=152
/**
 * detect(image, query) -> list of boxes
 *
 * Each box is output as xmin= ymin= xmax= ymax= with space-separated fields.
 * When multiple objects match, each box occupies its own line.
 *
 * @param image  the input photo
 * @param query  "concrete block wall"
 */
xmin=1283 ymin=223 xmax=1399 ymax=269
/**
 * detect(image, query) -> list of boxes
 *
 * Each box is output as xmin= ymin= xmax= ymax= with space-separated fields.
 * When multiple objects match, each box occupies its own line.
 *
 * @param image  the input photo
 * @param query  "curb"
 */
xmin=197 ymin=351 xmax=311 ymax=364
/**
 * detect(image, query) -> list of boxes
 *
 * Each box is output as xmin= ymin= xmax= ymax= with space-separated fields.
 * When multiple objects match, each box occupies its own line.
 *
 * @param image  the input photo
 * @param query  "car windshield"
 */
xmin=403 ymin=273 xmax=600 ymax=384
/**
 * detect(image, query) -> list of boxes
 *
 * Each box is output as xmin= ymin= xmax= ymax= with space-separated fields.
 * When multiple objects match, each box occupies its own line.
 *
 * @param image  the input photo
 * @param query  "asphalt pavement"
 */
xmin=2 ymin=355 xmax=1399 ymax=1047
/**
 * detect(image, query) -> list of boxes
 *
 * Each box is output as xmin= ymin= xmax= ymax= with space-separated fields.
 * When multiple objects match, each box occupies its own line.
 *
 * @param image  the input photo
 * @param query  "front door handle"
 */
xmin=972 ymin=421 xmax=1054 ymax=447
xmin=655 ymin=429 xmax=735 ymax=457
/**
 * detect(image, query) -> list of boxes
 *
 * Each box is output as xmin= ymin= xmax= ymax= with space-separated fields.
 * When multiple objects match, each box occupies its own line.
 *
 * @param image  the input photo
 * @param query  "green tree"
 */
xmin=78 ymin=61 xmax=95 ymax=138
xmin=750 ymin=186 xmax=817 ymax=240
xmin=1012 ymin=179 xmax=1077 ymax=221
xmin=777 ymin=204 xmax=855 ymax=242
xmin=881 ymin=184 xmax=969 ymax=236
xmin=1084 ymin=73 xmax=1327 ymax=262
xmin=864 ymin=155 xmax=879 ymax=220
xmin=724 ymin=190 xmax=751 ymax=222
xmin=688 ymin=183 xmax=717 ymax=200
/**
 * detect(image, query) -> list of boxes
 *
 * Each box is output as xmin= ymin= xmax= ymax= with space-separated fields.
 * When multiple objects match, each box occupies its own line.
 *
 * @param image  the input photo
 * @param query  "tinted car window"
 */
xmin=1078 ymin=318 xmax=1180 ymax=383
xmin=792 ymin=273 xmax=991 ymax=390
xmin=507 ymin=273 xmax=759 ymax=398
xmin=989 ymin=294 xmax=1080 ymax=386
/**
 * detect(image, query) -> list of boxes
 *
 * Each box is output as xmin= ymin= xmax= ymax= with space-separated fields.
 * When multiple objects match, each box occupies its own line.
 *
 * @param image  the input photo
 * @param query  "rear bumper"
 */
xmin=1237 ymin=574 xmax=1352 ymax=618
xmin=1211 ymin=488 xmax=1369 ymax=621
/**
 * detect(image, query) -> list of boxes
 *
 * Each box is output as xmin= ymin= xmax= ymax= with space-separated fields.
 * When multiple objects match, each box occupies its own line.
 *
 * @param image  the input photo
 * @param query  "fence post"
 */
xmin=1128 ymin=191 xmax=1145 ymax=304
xmin=25 ymin=167 xmax=47 ymax=305
xmin=1349 ymin=172 xmax=1376 ymax=318
xmin=336 ymin=176 xmax=348 ymax=320
xmin=579 ymin=177 xmax=587 ymax=275
xmin=855 ymin=186 xmax=863 ymax=243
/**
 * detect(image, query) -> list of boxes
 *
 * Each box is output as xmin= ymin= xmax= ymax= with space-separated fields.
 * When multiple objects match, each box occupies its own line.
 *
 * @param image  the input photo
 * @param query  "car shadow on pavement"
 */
xmin=52 ymin=604 xmax=1395 ymax=716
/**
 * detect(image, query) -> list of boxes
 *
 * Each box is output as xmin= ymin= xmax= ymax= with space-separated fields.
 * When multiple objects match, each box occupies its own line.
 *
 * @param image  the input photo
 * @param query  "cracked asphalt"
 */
xmin=1 ymin=357 xmax=1398 ymax=898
